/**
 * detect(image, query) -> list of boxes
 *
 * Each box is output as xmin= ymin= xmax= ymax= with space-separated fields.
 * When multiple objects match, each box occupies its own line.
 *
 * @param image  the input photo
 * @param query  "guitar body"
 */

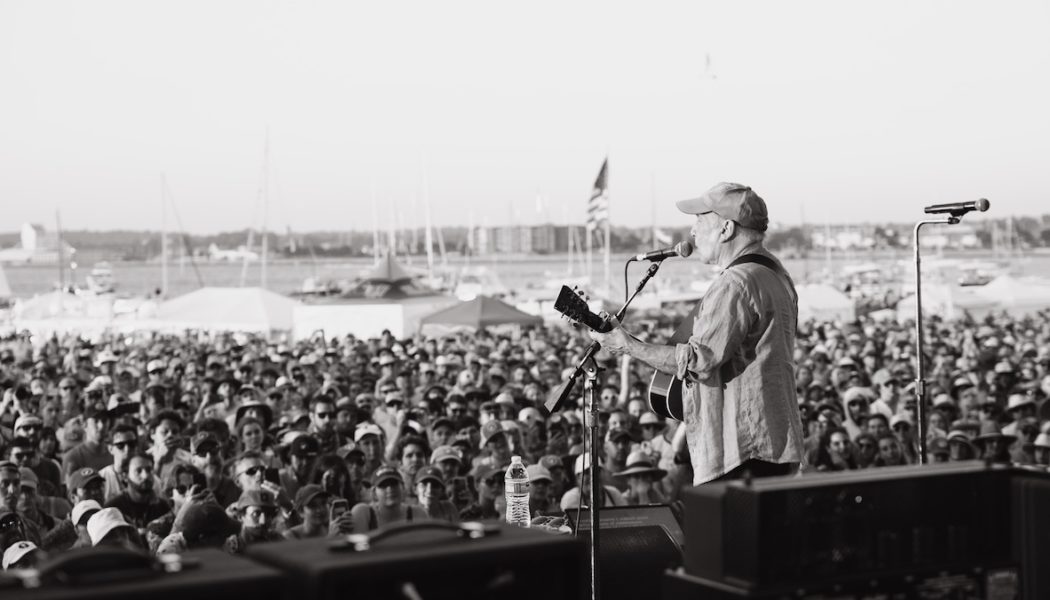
xmin=648 ymin=303 xmax=700 ymax=421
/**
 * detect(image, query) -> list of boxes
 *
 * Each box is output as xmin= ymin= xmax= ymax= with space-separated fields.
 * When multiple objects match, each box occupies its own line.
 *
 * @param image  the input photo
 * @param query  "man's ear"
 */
xmin=720 ymin=219 xmax=737 ymax=241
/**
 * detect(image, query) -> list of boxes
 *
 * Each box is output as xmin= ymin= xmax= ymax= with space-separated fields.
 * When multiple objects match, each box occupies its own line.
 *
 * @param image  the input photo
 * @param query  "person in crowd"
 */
xmin=284 ymin=484 xmax=334 ymax=540
xmin=104 ymin=454 xmax=171 ymax=534
xmin=279 ymin=434 xmax=320 ymax=498
xmin=3 ymin=540 xmax=39 ymax=570
xmin=526 ymin=463 xmax=556 ymax=515
xmin=616 ymin=451 xmax=669 ymax=505
xmin=61 ymin=405 xmax=112 ymax=477
xmin=87 ymin=507 xmax=147 ymax=551
xmin=225 ymin=489 xmax=284 ymax=553
xmin=809 ymin=427 xmax=857 ymax=472
xmin=0 ymin=462 xmax=42 ymax=545
xmin=147 ymin=410 xmax=190 ymax=487
xmin=560 ymin=455 xmax=626 ymax=511
xmin=349 ymin=466 xmax=419 ymax=532
xmin=413 ymin=466 xmax=458 ymax=522
xmin=189 ymin=431 xmax=240 ymax=508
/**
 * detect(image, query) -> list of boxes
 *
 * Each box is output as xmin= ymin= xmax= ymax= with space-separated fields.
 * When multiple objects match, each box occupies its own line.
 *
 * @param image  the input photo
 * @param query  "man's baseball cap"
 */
xmin=413 ymin=465 xmax=445 ymax=486
xmin=13 ymin=415 xmax=42 ymax=430
xmin=69 ymin=467 xmax=103 ymax=491
xmin=526 ymin=464 xmax=552 ymax=483
xmin=539 ymin=455 xmax=565 ymax=472
xmin=294 ymin=484 xmax=329 ymax=510
xmin=191 ymin=431 xmax=221 ymax=454
xmin=289 ymin=435 xmax=321 ymax=457
xmin=354 ymin=423 xmax=383 ymax=443
xmin=237 ymin=489 xmax=278 ymax=510
xmin=19 ymin=468 xmax=37 ymax=491
xmin=87 ymin=507 xmax=133 ymax=545
xmin=480 ymin=420 xmax=506 ymax=447
xmin=431 ymin=445 xmax=463 ymax=465
xmin=71 ymin=499 xmax=102 ymax=527
xmin=605 ymin=429 xmax=631 ymax=444
xmin=2 ymin=540 xmax=37 ymax=570
xmin=372 ymin=466 xmax=403 ymax=487
xmin=676 ymin=182 xmax=769 ymax=232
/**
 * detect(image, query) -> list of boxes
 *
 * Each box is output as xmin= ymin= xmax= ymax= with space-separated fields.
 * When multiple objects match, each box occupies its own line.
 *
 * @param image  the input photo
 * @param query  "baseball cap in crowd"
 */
xmin=470 ymin=463 xmax=502 ymax=484
xmin=430 ymin=417 xmax=455 ymax=432
xmin=290 ymin=435 xmax=321 ymax=458
xmin=69 ymin=467 xmax=103 ymax=492
xmin=71 ymin=499 xmax=102 ymax=527
xmin=526 ymin=464 xmax=552 ymax=483
xmin=13 ymin=415 xmax=42 ymax=431
xmin=87 ymin=507 xmax=134 ymax=546
xmin=1034 ymin=433 xmax=1050 ymax=449
xmin=372 ymin=466 xmax=403 ymax=487
xmin=431 ymin=445 xmax=463 ymax=466
xmin=605 ymin=429 xmax=631 ymax=444
xmin=574 ymin=454 xmax=603 ymax=476
xmin=146 ymin=359 xmax=166 ymax=374
xmin=275 ymin=376 xmax=292 ymax=388
xmin=294 ymin=484 xmax=329 ymax=511
xmin=19 ymin=469 xmax=37 ymax=491
xmin=354 ymin=423 xmax=383 ymax=443
xmin=181 ymin=502 xmax=239 ymax=544
xmin=414 ymin=466 xmax=445 ymax=486
xmin=933 ymin=394 xmax=956 ymax=409
xmin=843 ymin=387 xmax=875 ymax=406
xmin=994 ymin=361 xmax=1015 ymax=374
xmin=480 ymin=420 xmax=506 ymax=447
xmin=928 ymin=437 xmax=950 ymax=457
xmin=191 ymin=431 xmax=221 ymax=455
xmin=675 ymin=182 xmax=769 ymax=232
xmin=539 ymin=455 xmax=565 ymax=472
xmin=237 ymin=489 xmax=278 ymax=510
xmin=2 ymin=540 xmax=37 ymax=570
xmin=494 ymin=392 xmax=516 ymax=408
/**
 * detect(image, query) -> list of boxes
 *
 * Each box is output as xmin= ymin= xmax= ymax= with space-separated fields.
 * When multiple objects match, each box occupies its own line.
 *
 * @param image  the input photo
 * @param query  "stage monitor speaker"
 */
xmin=1 ymin=548 xmax=285 ymax=600
xmin=663 ymin=563 xmax=1022 ymax=600
xmin=1012 ymin=472 xmax=1050 ymax=599
xmin=246 ymin=521 xmax=585 ymax=600
xmin=565 ymin=505 xmax=684 ymax=600
xmin=682 ymin=461 xmax=1021 ymax=589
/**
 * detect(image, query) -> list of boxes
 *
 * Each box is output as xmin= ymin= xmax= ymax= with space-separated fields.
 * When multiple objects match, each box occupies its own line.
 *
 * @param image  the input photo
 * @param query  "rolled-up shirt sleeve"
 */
xmin=674 ymin=278 xmax=755 ymax=383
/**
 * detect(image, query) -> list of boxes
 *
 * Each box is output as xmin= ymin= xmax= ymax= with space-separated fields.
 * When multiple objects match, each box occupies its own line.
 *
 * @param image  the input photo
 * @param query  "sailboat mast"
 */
xmin=161 ymin=174 xmax=169 ymax=297
xmin=370 ymin=180 xmax=380 ymax=263
xmin=261 ymin=128 xmax=269 ymax=290
xmin=55 ymin=210 xmax=65 ymax=291
xmin=423 ymin=162 xmax=435 ymax=279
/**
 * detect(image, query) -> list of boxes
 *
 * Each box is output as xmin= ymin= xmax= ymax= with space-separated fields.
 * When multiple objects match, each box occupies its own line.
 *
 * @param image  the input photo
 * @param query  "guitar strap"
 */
xmin=727 ymin=253 xmax=797 ymax=296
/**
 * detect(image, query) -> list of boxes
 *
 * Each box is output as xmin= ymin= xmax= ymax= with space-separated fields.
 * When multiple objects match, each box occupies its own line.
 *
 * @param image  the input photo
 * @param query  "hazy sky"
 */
xmin=1 ymin=1 xmax=1048 ymax=234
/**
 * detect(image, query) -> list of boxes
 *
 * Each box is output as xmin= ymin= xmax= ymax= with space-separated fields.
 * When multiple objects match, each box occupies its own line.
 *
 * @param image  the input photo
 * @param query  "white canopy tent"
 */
xmin=148 ymin=287 xmax=297 ymax=333
xmin=796 ymin=283 xmax=856 ymax=323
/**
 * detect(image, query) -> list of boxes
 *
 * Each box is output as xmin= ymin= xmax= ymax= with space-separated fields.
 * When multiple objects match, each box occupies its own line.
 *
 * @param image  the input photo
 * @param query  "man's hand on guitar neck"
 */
xmin=589 ymin=313 xmax=680 ymax=376
xmin=586 ymin=314 xmax=635 ymax=356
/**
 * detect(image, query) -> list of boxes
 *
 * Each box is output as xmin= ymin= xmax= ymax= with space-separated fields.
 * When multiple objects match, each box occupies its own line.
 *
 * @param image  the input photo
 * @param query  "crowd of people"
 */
xmin=1 ymin=309 xmax=1049 ymax=569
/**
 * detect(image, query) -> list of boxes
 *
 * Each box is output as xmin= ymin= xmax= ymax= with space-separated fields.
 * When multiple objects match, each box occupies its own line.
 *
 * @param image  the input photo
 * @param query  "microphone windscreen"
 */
xmin=676 ymin=241 xmax=694 ymax=258
xmin=976 ymin=198 xmax=990 ymax=212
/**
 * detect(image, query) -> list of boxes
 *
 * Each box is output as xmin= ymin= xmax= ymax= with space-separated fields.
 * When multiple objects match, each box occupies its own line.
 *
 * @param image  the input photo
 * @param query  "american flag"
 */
xmin=586 ymin=158 xmax=608 ymax=231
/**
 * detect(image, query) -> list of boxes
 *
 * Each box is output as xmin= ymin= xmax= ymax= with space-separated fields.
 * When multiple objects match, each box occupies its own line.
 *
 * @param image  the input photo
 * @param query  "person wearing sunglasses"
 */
xmin=188 ymin=432 xmax=239 ymax=508
xmin=100 ymin=424 xmax=144 ymax=501
xmin=307 ymin=397 xmax=343 ymax=454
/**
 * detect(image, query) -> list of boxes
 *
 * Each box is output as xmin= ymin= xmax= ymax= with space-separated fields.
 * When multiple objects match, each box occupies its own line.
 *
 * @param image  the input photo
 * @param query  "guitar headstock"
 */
xmin=553 ymin=285 xmax=611 ymax=333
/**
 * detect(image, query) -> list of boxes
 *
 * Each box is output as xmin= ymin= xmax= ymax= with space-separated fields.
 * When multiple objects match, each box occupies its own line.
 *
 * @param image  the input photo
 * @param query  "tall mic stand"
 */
xmin=912 ymin=216 xmax=960 ymax=464
xmin=545 ymin=260 xmax=664 ymax=600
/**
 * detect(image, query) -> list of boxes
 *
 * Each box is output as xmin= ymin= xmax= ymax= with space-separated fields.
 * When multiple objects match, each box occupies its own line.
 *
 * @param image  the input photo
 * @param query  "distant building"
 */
xmin=0 ymin=224 xmax=75 ymax=265
xmin=469 ymin=224 xmax=568 ymax=255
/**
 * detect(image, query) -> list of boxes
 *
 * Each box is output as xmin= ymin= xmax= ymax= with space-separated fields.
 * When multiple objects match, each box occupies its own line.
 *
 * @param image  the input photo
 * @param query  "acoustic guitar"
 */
xmin=646 ymin=302 xmax=700 ymax=421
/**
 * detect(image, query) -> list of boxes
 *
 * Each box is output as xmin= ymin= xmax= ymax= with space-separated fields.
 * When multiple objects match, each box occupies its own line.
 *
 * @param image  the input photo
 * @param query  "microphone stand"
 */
xmin=545 ymin=260 xmax=664 ymax=600
xmin=912 ymin=216 xmax=959 ymax=465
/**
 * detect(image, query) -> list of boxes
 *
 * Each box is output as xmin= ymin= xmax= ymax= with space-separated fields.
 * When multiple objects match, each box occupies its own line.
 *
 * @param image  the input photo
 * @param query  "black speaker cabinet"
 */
xmin=246 ymin=521 xmax=585 ymax=600
xmin=663 ymin=563 xmax=1022 ymax=600
xmin=682 ymin=461 xmax=1019 ymax=589
xmin=2 ymin=548 xmax=285 ymax=600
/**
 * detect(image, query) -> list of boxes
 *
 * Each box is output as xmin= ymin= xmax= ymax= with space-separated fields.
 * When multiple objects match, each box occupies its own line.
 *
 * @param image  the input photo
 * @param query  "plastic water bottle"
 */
xmin=505 ymin=455 xmax=531 ymax=527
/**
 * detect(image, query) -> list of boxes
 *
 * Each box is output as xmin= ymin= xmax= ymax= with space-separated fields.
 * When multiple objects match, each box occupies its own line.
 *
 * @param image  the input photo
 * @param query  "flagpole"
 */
xmin=603 ymin=159 xmax=611 ymax=293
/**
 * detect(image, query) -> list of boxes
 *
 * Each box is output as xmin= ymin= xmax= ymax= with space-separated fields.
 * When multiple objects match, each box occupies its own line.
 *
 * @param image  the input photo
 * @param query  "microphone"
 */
xmin=629 ymin=241 xmax=693 ymax=262
xmin=924 ymin=198 xmax=990 ymax=217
